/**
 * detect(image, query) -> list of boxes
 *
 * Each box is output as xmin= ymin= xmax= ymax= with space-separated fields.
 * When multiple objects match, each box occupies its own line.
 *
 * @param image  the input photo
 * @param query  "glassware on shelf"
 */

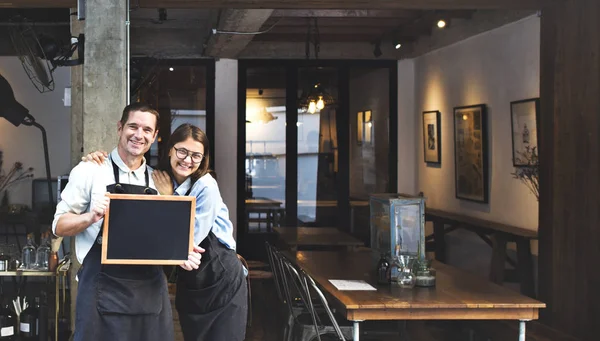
xmin=21 ymin=234 xmax=37 ymax=270
xmin=19 ymin=297 xmax=39 ymax=338
xmin=0 ymin=302 xmax=16 ymax=340
xmin=5 ymin=244 xmax=18 ymax=271
xmin=35 ymin=232 xmax=51 ymax=271
xmin=0 ymin=245 xmax=9 ymax=272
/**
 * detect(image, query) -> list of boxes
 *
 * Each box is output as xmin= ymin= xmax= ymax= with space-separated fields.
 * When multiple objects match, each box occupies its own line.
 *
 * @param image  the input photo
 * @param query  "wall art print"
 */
xmin=453 ymin=104 xmax=488 ymax=203
xmin=423 ymin=110 xmax=441 ymax=164
xmin=510 ymin=98 xmax=539 ymax=167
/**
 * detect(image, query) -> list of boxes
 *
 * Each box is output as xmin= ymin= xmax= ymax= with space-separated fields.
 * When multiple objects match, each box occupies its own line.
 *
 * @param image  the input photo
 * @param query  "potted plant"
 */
xmin=0 ymin=150 xmax=34 ymax=210
xmin=511 ymin=146 xmax=539 ymax=201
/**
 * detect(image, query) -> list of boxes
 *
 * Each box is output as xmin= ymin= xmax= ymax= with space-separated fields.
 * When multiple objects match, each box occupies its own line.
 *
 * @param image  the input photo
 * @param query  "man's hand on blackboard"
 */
xmin=90 ymin=193 xmax=110 ymax=223
xmin=180 ymin=246 xmax=205 ymax=271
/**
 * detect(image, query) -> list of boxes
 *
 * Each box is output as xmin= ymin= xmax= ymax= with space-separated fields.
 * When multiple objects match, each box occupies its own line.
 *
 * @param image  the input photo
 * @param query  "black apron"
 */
xmin=175 ymin=216 xmax=248 ymax=341
xmin=73 ymin=160 xmax=174 ymax=341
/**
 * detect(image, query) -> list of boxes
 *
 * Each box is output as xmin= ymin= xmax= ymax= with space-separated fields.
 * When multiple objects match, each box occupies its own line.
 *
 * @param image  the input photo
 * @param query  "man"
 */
xmin=53 ymin=103 xmax=203 ymax=341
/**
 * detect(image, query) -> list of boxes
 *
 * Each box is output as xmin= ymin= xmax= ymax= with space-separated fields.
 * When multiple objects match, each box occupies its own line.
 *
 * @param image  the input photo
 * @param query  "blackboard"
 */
xmin=101 ymin=193 xmax=196 ymax=265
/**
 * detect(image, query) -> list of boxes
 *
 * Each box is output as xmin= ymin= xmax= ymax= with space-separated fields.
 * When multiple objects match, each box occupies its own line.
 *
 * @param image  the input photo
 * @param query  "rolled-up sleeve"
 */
xmin=52 ymin=162 xmax=94 ymax=236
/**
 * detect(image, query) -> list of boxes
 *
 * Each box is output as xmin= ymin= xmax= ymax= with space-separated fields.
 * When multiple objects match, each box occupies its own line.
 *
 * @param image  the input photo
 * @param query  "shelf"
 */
xmin=0 ymin=271 xmax=56 ymax=277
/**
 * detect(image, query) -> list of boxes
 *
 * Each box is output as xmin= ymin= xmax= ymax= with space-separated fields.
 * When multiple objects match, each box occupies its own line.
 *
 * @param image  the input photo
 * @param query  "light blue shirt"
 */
xmin=52 ymin=149 xmax=155 ymax=264
xmin=173 ymin=174 xmax=236 ymax=250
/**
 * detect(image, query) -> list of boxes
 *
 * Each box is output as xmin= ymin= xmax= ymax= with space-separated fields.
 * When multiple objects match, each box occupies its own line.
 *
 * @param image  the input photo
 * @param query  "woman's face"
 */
xmin=169 ymin=136 xmax=205 ymax=184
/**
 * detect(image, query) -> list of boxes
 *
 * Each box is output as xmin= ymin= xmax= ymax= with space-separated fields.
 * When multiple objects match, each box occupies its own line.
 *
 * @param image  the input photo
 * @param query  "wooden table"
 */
xmin=274 ymin=227 xmax=365 ymax=251
xmin=288 ymin=250 xmax=545 ymax=341
xmin=245 ymin=198 xmax=284 ymax=232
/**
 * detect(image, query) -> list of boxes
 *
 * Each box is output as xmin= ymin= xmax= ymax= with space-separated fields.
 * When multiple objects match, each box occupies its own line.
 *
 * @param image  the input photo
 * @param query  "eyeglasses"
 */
xmin=173 ymin=147 xmax=204 ymax=164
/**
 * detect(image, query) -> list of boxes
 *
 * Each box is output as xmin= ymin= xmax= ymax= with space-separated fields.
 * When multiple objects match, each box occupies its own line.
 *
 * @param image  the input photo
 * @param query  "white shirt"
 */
xmin=52 ymin=149 xmax=155 ymax=264
xmin=173 ymin=175 xmax=236 ymax=249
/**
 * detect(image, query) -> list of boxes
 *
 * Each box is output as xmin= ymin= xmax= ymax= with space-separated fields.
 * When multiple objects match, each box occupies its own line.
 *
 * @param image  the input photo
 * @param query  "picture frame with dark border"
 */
xmin=357 ymin=111 xmax=364 ymax=145
xmin=453 ymin=104 xmax=488 ymax=203
xmin=422 ymin=110 xmax=441 ymax=164
xmin=510 ymin=97 xmax=540 ymax=167
xmin=101 ymin=193 xmax=196 ymax=265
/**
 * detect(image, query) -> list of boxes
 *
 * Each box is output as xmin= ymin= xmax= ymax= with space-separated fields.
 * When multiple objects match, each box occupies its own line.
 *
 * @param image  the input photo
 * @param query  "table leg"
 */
xmin=519 ymin=320 xmax=529 ymax=341
xmin=490 ymin=233 xmax=508 ymax=284
xmin=433 ymin=221 xmax=446 ymax=262
xmin=353 ymin=321 xmax=361 ymax=341
xmin=516 ymin=238 xmax=535 ymax=298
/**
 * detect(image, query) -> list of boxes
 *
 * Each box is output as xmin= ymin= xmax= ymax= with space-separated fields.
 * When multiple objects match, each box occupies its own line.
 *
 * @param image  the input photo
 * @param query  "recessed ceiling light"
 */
xmin=169 ymin=67 xmax=174 ymax=71
xmin=395 ymin=43 xmax=402 ymax=49
xmin=437 ymin=20 xmax=446 ymax=29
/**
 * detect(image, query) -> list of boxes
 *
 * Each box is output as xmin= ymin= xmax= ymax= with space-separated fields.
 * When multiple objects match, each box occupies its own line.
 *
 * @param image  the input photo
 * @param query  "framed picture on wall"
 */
xmin=363 ymin=110 xmax=373 ymax=145
xmin=510 ymin=98 xmax=540 ymax=166
xmin=422 ymin=110 xmax=441 ymax=164
xmin=357 ymin=111 xmax=363 ymax=146
xmin=453 ymin=104 xmax=488 ymax=203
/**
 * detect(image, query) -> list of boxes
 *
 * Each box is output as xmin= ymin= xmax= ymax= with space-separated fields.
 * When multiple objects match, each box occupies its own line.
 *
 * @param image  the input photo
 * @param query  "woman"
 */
xmin=84 ymin=123 xmax=247 ymax=341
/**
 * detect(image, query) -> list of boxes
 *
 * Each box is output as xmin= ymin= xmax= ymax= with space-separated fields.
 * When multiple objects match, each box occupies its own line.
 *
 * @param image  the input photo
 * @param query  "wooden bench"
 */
xmin=425 ymin=208 xmax=538 ymax=298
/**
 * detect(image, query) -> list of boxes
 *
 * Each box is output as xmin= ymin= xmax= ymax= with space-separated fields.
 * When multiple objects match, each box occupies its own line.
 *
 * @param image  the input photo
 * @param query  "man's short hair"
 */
xmin=120 ymin=102 xmax=160 ymax=129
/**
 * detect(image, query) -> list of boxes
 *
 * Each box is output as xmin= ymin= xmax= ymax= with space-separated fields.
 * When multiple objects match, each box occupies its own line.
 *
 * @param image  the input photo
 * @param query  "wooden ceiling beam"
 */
xmin=0 ymin=0 xmax=550 ymax=10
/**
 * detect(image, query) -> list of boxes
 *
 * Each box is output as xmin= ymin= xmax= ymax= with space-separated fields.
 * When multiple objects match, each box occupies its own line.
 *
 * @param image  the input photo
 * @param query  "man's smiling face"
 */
xmin=117 ymin=110 xmax=158 ymax=159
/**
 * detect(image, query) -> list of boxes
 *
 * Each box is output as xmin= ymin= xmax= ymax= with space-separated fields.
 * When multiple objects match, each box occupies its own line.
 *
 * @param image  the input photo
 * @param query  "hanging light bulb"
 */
xmin=308 ymin=101 xmax=317 ymax=114
xmin=316 ymin=96 xmax=325 ymax=110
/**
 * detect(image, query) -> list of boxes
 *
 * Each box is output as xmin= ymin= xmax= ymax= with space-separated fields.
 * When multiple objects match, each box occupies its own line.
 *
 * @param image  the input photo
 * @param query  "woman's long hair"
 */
xmin=159 ymin=123 xmax=210 ymax=183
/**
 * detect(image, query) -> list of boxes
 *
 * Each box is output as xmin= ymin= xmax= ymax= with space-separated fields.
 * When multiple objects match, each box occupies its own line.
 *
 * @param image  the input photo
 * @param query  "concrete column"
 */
xmin=214 ymin=59 xmax=238 ymax=237
xmin=83 ymin=0 xmax=127 ymax=154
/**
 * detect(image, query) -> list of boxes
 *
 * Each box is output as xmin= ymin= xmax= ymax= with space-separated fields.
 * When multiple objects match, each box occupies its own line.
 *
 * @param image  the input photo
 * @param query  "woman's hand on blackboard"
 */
xmin=152 ymin=170 xmax=174 ymax=195
xmin=81 ymin=150 xmax=108 ymax=165
xmin=89 ymin=193 xmax=110 ymax=223
xmin=180 ymin=246 xmax=205 ymax=271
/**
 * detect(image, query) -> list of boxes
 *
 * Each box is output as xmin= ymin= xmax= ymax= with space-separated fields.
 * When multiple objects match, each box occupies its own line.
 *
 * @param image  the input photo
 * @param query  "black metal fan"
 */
xmin=8 ymin=20 xmax=55 ymax=93
xmin=8 ymin=16 xmax=84 ymax=93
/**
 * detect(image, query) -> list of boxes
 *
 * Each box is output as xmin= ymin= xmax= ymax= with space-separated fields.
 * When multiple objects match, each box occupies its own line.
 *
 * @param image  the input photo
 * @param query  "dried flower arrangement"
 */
xmin=0 ymin=150 xmax=35 ymax=201
xmin=511 ymin=146 xmax=539 ymax=201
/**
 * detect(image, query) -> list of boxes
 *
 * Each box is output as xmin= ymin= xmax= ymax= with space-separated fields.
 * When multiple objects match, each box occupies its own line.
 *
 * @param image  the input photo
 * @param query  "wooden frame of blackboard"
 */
xmin=101 ymin=193 xmax=196 ymax=265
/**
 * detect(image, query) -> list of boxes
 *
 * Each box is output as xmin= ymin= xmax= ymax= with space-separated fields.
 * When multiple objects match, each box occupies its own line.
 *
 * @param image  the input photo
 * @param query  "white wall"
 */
xmin=0 ymin=57 xmax=71 ymax=206
xmin=414 ymin=15 xmax=540 ymax=230
xmin=214 ymin=59 xmax=238 ymax=237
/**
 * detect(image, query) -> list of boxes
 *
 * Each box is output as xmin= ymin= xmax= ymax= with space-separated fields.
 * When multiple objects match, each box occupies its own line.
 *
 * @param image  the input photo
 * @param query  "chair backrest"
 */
xmin=264 ymin=242 xmax=284 ymax=303
xmin=280 ymin=257 xmax=325 ymax=340
xmin=276 ymin=252 xmax=307 ymax=323
xmin=301 ymin=270 xmax=346 ymax=340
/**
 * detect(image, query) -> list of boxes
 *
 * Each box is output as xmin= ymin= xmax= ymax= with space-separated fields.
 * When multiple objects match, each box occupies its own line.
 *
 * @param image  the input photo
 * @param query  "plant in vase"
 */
xmin=511 ymin=146 xmax=539 ymax=201
xmin=0 ymin=150 xmax=34 ymax=209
